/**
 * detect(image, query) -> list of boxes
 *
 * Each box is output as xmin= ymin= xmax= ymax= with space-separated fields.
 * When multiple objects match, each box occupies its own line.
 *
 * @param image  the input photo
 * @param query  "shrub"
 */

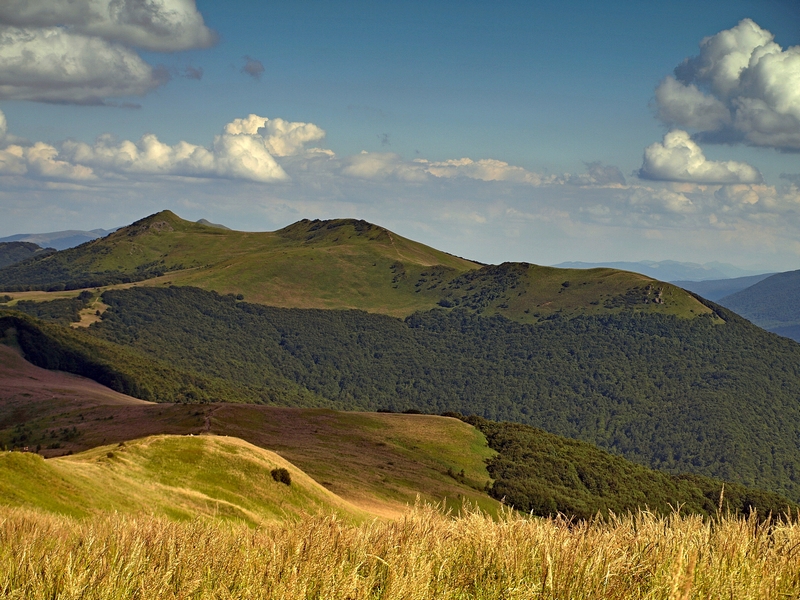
xmin=271 ymin=467 xmax=291 ymax=486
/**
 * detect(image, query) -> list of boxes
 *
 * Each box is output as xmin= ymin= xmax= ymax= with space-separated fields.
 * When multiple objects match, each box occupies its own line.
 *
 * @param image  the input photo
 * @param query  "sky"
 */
xmin=1 ymin=0 xmax=799 ymax=271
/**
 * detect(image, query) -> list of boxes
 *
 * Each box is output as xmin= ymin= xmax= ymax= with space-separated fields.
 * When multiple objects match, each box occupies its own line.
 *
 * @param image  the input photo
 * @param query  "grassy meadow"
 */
xmin=3 ymin=504 xmax=800 ymax=599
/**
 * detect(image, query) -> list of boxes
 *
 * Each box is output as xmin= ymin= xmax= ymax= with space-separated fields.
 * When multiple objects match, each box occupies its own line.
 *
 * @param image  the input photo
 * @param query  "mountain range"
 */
xmin=553 ymin=260 xmax=766 ymax=282
xmin=2 ymin=210 xmax=800 ymax=520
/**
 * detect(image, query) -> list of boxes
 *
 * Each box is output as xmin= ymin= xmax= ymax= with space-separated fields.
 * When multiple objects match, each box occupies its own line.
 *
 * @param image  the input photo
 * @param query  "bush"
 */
xmin=271 ymin=467 xmax=291 ymax=486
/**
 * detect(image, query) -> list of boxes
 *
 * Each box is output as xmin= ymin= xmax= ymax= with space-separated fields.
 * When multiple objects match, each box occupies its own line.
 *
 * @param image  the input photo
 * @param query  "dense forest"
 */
xmin=74 ymin=285 xmax=800 ymax=501
xmin=0 ymin=242 xmax=50 ymax=269
xmin=463 ymin=415 xmax=796 ymax=520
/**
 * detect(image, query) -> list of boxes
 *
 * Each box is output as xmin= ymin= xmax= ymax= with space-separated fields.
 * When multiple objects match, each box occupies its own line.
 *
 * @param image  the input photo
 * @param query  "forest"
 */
xmin=63 ymin=285 xmax=800 ymax=501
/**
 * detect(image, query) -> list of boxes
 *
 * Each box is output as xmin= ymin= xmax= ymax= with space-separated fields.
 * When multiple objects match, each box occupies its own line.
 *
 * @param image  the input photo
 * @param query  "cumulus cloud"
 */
xmin=60 ymin=114 xmax=330 ymax=182
xmin=0 ymin=142 xmax=96 ymax=181
xmin=0 ymin=26 xmax=168 ymax=103
xmin=224 ymin=115 xmax=326 ymax=157
xmin=241 ymin=56 xmax=265 ymax=80
xmin=0 ymin=110 xmax=331 ymax=183
xmin=0 ymin=0 xmax=215 ymax=104
xmin=639 ymin=130 xmax=762 ymax=184
xmin=0 ymin=0 xmax=216 ymax=52
xmin=655 ymin=19 xmax=800 ymax=150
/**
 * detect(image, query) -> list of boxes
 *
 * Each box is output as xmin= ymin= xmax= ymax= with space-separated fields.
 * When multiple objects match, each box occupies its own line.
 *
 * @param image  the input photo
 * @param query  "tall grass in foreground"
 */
xmin=2 ymin=505 xmax=800 ymax=599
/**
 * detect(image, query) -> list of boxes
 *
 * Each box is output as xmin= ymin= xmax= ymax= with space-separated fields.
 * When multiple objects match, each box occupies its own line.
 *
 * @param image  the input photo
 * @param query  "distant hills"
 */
xmin=717 ymin=270 xmax=800 ymax=342
xmin=672 ymin=273 xmax=775 ymax=301
xmin=554 ymin=260 xmax=765 ymax=282
xmin=0 ymin=228 xmax=118 ymax=251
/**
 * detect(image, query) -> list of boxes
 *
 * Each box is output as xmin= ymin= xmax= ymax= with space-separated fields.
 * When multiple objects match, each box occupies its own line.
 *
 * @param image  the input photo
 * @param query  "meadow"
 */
xmin=2 ymin=504 xmax=799 ymax=599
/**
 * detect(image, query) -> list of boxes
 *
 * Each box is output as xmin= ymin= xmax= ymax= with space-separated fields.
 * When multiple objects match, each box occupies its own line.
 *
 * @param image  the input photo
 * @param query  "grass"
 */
xmin=0 ymin=435 xmax=369 ymax=525
xmin=2 ymin=504 xmax=800 ymax=599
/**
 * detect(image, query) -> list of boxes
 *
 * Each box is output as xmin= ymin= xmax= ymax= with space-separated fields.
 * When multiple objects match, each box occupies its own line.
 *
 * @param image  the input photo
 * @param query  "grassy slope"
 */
xmin=0 ymin=344 xmax=499 ymax=517
xmin=0 ymin=210 xmax=714 ymax=320
xmin=0 ymin=435 xmax=369 ymax=524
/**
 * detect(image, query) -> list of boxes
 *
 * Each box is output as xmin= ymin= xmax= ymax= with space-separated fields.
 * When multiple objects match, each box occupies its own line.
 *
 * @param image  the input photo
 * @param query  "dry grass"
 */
xmin=2 ymin=504 xmax=800 ymax=599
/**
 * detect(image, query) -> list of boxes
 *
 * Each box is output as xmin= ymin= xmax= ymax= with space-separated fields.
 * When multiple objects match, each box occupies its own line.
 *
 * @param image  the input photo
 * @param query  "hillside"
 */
xmin=719 ymin=270 xmax=800 ymax=341
xmin=0 ymin=210 xmax=714 ymax=320
xmin=465 ymin=415 xmax=795 ymax=519
xmin=4 ymin=283 xmax=800 ymax=502
xmin=1 ymin=344 xmax=792 ymax=521
xmin=0 ymin=435 xmax=369 ymax=524
xmin=0 ymin=344 xmax=499 ymax=517
xmin=673 ymin=273 xmax=775 ymax=301
xmin=0 ymin=242 xmax=51 ymax=269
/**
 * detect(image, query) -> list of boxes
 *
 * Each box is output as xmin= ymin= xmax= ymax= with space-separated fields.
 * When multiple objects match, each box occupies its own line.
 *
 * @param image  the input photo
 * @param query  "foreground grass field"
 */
xmin=2 ymin=505 xmax=799 ymax=599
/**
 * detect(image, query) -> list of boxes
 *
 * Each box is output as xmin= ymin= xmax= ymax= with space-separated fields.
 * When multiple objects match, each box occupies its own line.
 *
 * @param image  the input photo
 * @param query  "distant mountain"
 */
xmin=554 ymin=260 xmax=765 ymax=282
xmin=195 ymin=218 xmax=230 ymax=230
xmin=672 ymin=273 xmax=775 ymax=301
xmin=0 ymin=242 xmax=52 ymax=269
xmin=0 ymin=228 xmax=118 ymax=251
xmin=718 ymin=270 xmax=800 ymax=341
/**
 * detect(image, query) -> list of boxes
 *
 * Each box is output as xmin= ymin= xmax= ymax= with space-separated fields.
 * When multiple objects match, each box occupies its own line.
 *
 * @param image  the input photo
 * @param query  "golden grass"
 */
xmin=2 ymin=504 xmax=800 ymax=599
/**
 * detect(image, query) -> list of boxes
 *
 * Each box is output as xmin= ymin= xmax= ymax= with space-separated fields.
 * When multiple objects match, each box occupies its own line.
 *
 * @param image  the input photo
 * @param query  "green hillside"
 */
xmin=0 ymin=242 xmax=51 ymax=269
xmin=12 ymin=284 xmax=798 ymax=501
xmin=0 ymin=310 xmax=327 ymax=406
xmin=466 ymin=416 xmax=796 ymax=520
xmin=0 ymin=210 xmax=712 ymax=320
xmin=0 ymin=435 xmax=368 ymax=524
xmin=719 ymin=270 xmax=800 ymax=341
xmin=2 ymin=339 xmax=797 ymax=521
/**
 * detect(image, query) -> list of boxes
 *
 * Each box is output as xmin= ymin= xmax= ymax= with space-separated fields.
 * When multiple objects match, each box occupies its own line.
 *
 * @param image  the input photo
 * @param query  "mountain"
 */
xmin=0 ymin=242 xmax=51 ymax=269
xmin=718 ymin=270 xmax=800 ymax=342
xmin=0 ymin=228 xmax=118 ymax=251
xmin=0 ymin=210 xmax=711 ymax=322
xmin=672 ymin=273 xmax=775 ymax=301
xmin=554 ymin=260 xmax=765 ymax=282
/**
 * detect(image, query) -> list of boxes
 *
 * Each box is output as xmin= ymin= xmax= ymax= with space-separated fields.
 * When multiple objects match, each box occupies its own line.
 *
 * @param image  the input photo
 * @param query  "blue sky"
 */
xmin=1 ymin=0 xmax=799 ymax=271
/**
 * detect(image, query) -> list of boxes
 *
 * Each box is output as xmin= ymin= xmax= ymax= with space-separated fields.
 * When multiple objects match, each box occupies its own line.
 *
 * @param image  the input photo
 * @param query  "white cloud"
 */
xmin=655 ymin=76 xmax=731 ymax=131
xmin=0 ymin=26 xmax=166 ymax=103
xmin=0 ymin=0 xmax=215 ymax=104
xmin=0 ymin=0 xmax=216 ymax=52
xmin=59 ymin=114 xmax=330 ymax=182
xmin=419 ymin=157 xmax=546 ymax=184
xmin=0 ymin=142 xmax=96 ymax=181
xmin=342 ymin=152 xmax=429 ymax=182
xmin=224 ymin=115 xmax=327 ymax=157
xmin=0 ymin=110 xmax=334 ymax=183
xmin=656 ymin=19 xmax=800 ymax=150
xmin=639 ymin=130 xmax=761 ymax=184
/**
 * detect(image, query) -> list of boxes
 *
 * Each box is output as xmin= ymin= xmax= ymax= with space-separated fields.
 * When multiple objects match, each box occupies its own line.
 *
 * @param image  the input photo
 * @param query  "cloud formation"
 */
xmin=655 ymin=19 xmax=800 ymax=150
xmin=0 ymin=0 xmax=216 ymax=52
xmin=0 ymin=26 xmax=168 ymax=103
xmin=0 ymin=110 xmax=330 ymax=183
xmin=639 ymin=130 xmax=762 ymax=184
xmin=0 ymin=0 xmax=214 ymax=104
